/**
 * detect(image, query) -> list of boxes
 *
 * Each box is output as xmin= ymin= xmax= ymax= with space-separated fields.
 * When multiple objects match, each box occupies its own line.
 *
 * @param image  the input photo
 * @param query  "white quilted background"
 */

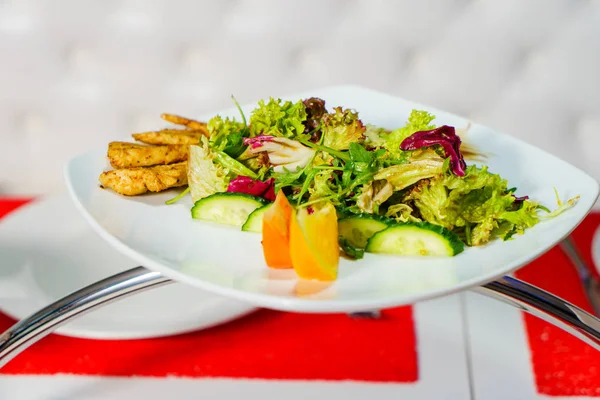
xmin=1 ymin=0 xmax=599 ymax=204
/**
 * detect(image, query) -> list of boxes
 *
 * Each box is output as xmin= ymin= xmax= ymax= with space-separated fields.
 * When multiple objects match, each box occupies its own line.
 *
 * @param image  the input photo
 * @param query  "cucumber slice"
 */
xmin=338 ymin=214 xmax=392 ymax=248
xmin=365 ymin=222 xmax=464 ymax=256
xmin=241 ymin=203 xmax=273 ymax=233
xmin=191 ymin=192 xmax=267 ymax=227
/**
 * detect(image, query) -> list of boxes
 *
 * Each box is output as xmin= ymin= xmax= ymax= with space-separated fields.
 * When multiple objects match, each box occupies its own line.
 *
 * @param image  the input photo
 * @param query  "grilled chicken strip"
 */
xmin=99 ymin=162 xmax=188 ymax=196
xmin=132 ymin=129 xmax=203 ymax=145
xmin=107 ymin=141 xmax=188 ymax=169
xmin=160 ymin=113 xmax=208 ymax=134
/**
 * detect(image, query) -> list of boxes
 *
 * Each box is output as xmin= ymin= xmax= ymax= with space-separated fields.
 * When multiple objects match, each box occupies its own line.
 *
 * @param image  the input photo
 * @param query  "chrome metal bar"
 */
xmin=473 ymin=276 xmax=600 ymax=350
xmin=559 ymin=235 xmax=600 ymax=317
xmin=0 ymin=266 xmax=173 ymax=368
xmin=2 ymin=267 xmax=600 ymax=370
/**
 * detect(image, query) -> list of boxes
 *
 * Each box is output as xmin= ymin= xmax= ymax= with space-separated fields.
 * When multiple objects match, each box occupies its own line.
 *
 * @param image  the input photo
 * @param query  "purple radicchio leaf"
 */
xmin=400 ymin=125 xmax=467 ymax=176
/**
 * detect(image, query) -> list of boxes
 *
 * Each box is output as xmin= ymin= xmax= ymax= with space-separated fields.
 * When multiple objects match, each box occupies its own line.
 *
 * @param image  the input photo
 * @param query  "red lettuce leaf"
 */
xmin=243 ymin=135 xmax=275 ymax=149
xmin=227 ymin=176 xmax=276 ymax=201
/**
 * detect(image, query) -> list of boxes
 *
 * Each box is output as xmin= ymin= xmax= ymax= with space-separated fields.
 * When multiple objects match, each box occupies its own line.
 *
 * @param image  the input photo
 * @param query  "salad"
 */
xmin=99 ymin=95 xmax=579 ymax=282
xmin=177 ymin=96 xmax=578 ymax=281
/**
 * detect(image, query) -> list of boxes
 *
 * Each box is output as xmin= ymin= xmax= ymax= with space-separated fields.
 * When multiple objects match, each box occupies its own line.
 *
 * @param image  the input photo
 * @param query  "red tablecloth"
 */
xmin=515 ymin=213 xmax=600 ymax=396
xmin=1 ymin=198 xmax=599 ymax=396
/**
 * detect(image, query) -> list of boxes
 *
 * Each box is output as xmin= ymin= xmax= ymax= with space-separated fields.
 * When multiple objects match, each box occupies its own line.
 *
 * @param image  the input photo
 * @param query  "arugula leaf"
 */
xmin=348 ymin=142 xmax=373 ymax=164
xmin=347 ymin=147 xmax=372 ymax=179
xmin=272 ymin=159 xmax=314 ymax=200
xmin=231 ymin=95 xmax=248 ymax=126
xmin=297 ymin=169 xmax=319 ymax=204
xmin=222 ymin=129 xmax=247 ymax=159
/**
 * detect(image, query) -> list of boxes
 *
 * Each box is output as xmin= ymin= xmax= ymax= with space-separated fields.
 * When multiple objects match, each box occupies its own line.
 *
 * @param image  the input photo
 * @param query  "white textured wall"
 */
xmin=1 ymin=0 xmax=599 ymax=197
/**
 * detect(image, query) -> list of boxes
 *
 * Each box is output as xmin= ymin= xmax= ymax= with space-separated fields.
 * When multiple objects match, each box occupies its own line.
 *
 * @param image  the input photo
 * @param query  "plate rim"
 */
xmin=63 ymin=84 xmax=600 ymax=313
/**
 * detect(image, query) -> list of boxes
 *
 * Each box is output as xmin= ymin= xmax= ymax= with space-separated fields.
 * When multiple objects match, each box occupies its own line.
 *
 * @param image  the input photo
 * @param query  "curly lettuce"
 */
xmin=183 ymin=98 xmax=580 ymax=251
xmin=303 ymin=97 xmax=327 ymax=137
xmin=404 ymin=165 xmax=542 ymax=245
xmin=381 ymin=110 xmax=436 ymax=158
xmin=208 ymin=115 xmax=244 ymax=139
xmin=308 ymin=170 xmax=340 ymax=203
xmin=321 ymin=107 xmax=366 ymax=151
xmin=207 ymin=115 xmax=247 ymax=159
xmin=249 ymin=97 xmax=307 ymax=139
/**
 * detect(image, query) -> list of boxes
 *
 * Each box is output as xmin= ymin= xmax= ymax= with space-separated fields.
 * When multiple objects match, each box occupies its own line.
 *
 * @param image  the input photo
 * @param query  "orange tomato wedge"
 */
xmin=289 ymin=202 xmax=340 ymax=281
xmin=261 ymin=190 xmax=294 ymax=269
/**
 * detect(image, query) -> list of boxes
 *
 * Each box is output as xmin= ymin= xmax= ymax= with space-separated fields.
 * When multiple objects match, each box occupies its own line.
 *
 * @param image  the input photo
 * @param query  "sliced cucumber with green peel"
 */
xmin=365 ymin=222 xmax=464 ymax=256
xmin=338 ymin=214 xmax=393 ymax=248
xmin=191 ymin=192 xmax=267 ymax=227
xmin=241 ymin=203 xmax=273 ymax=232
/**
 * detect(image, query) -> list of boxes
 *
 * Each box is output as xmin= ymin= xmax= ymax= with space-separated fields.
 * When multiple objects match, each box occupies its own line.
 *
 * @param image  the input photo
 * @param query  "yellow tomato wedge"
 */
xmin=289 ymin=201 xmax=340 ymax=281
xmin=261 ymin=190 xmax=294 ymax=269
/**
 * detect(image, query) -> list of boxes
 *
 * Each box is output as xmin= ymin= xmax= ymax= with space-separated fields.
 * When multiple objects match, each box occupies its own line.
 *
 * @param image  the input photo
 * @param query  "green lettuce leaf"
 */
xmin=207 ymin=115 xmax=248 ymax=158
xmin=208 ymin=115 xmax=245 ymax=138
xmin=381 ymin=110 xmax=436 ymax=158
xmin=308 ymin=170 xmax=341 ymax=204
xmin=321 ymin=107 xmax=366 ymax=151
xmin=385 ymin=203 xmax=420 ymax=223
xmin=405 ymin=165 xmax=542 ymax=245
xmin=215 ymin=151 xmax=258 ymax=180
xmin=356 ymin=180 xmax=394 ymax=214
xmin=374 ymin=149 xmax=445 ymax=191
xmin=363 ymin=124 xmax=388 ymax=147
xmin=405 ymin=176 xmax=451 ymax=228
xmin=498 ymin=200 xmax=539 ymax=230
xmin=249 ymin=97 xmax=307 ymax=139
xmin=470 ymin=218 xmax=497 ymax=246
xmin=187 ymin=136 xmax=231 ymax=202
xmin=340 ymin=142 xmax=382 ymax=191
xmin=236 ymin=147 xmax=270 ymax=177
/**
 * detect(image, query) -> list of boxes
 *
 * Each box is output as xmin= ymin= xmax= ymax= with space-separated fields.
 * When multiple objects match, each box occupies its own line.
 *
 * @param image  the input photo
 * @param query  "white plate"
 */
xmin=65 ymin=84 xmax=600 ymax=313
xmin=0 ymin=193 xmax=256 ymax=339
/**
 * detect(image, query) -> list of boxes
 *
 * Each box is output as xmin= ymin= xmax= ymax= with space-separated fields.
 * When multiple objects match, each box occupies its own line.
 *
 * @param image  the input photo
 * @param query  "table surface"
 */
xmin=0 ymin=198 xmax=599 ymax=400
